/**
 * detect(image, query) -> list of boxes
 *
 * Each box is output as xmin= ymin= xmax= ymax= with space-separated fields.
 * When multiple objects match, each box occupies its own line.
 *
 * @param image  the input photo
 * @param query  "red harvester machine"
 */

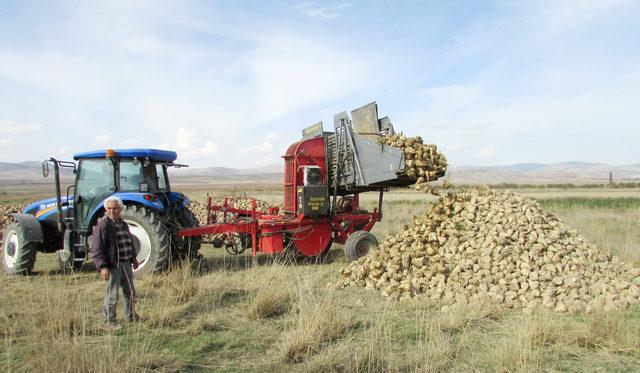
xmin=178 ymin=102 xmax=427 ymax=261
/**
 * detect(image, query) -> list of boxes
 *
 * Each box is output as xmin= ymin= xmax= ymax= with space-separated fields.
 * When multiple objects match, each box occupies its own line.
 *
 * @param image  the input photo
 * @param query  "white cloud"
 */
xmin=94 ymin=134 xmax=112 ymax=145
xmin=175 ymin=127 xmax=197 ymax=151
xmin=0 ymin=119 xmax=42 ymax=156
xmin=421 ymin=85 xmax=485 ymax=116
xmin=162 ymin=127 xmax=223 ymax=164
xmin=0 ymin=119 xmax=43 ymax=134
xmin=248 ymin=34 xmax=372 ymax=121
xmin=0 ymin=51 xmax=115 ymax=103
xmin=57 ymin=146 xmax=73 ymax=159
xmin=0 ymin=137 xmax=16 ymax=146
xmin=265 ymin=132 xmax=282 ymax=142
xmin=294 ymin=2 xmax=352 ymax=19
xmin=233 ymin=132 xmax=291 ymax=166
xmin=533 ymin=0 xmax=631 ymax=39
xmin=200 ymin=141 xmax=220 ymax=156
xmin=478 ymin=144 xmax=496 ymax=157
xmin=121 ymin=139 xmax=143 ymax=148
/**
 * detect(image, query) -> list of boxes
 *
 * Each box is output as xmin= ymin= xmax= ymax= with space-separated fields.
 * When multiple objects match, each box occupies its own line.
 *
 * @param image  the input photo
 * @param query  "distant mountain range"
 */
xmin=449 ymin=162 xmax=640 ymax=183
xmin=0 ymin=161 xmax=638 ymax=184
xmin=171 ymin=164 xmax=282 ymax=177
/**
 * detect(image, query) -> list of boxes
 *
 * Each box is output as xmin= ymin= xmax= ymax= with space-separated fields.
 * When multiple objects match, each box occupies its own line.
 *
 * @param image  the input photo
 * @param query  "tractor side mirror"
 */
xmin=42 ymin=161 xmax=49 ymax=177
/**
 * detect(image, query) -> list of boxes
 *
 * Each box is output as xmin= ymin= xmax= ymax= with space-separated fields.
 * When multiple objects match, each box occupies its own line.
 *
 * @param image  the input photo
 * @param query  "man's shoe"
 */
xmin=104 ymin=323 xmax=122 ymax=331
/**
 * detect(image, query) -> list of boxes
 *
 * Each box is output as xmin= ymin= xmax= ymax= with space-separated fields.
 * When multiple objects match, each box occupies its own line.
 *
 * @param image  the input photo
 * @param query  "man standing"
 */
xmin=92 ymin=196 xmax=140 ymax=330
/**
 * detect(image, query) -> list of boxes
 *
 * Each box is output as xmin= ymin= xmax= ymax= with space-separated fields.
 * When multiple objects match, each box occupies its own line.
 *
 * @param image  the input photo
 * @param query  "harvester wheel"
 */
xmin=2 ymin=222 xmax=38 ymax=275
xmin=344 ymin=231 xmax=378 ymax=262
xmin=224 ymin=234 xmax=250 ymax=255
xmin=121 ymin=205 xmax=170 ymax=276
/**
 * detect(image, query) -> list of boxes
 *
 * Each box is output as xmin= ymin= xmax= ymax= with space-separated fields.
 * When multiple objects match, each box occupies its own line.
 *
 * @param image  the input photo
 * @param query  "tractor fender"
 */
xmin=85 ymin=193 xmax=166 ymax=229
xmin=9 ymin=213 xmax=44 ymax=242
xmin=116 ymin=192 xmax=166 ymax=211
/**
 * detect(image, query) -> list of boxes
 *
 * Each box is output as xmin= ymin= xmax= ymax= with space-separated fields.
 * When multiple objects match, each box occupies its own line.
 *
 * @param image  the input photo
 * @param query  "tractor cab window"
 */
xmin=76 ymin=159 xmax=116 ymax=197
xmin=155 ymin=164 xmax=168 ymax=190
xmin=75 ymin=159 xmax=116 ymax=230
xmin=119 ymin=161 xmax=144 ymax=191
xmin=119 ymin=160 xmax=168 ymax=192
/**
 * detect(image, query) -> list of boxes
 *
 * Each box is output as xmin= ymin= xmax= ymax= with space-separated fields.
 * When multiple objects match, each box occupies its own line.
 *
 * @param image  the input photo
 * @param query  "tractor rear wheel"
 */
xmin=344 ymin=231 xmax=378 ymax=262
xmin=173 ymin=207 xmax=202 ymax=260
xmin=121 ymin=205 xmax=170 ymax=276
xmin=2 ymin=222 xmax=38 ymax=275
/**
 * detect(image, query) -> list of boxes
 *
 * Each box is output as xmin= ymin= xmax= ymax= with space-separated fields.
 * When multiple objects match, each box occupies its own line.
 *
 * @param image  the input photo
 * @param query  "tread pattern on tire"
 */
xmin=173 ymin=207 xmax=202 ymax=260
xmin=122 ymin=205 xmax=170 ymax=276
xmin=343 ymin=230 xmax=378 ymax=262
xmin=2 ymin=222 xmax=37 ymax=275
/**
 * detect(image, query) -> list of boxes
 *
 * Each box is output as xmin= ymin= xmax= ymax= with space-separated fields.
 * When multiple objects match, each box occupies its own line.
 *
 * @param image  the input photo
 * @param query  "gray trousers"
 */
xmin=103 ymin=261 xmax=136 ymax=323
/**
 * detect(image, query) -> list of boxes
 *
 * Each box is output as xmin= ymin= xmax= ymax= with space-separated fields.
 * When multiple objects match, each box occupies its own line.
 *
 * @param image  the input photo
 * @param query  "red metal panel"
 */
xmin=283 ymin=136 xmax=328 ymax=215
xmin=260 ymin=234 xmax=283 ymax=253
xmin=284 ymin=158 xmax=295 ymax=213
xmin=291 ymin=221 xmax=332 ymax=256
xmin=178 ymin=220 xmax=255 ymax=237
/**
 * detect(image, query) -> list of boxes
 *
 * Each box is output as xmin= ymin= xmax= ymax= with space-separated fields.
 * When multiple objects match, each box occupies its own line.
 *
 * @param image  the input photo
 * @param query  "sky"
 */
xmin=0 ymin=0 xmax=639 ymax=168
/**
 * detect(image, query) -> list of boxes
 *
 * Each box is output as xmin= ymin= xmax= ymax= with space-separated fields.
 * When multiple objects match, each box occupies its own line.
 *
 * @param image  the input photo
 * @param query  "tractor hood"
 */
xmin=24 ymin=196 xmax=73 ymax=218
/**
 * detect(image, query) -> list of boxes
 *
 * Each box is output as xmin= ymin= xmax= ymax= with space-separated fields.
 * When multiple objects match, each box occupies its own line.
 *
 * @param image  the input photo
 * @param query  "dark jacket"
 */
xmin=92 ymin=215 xmax=137 ymax=270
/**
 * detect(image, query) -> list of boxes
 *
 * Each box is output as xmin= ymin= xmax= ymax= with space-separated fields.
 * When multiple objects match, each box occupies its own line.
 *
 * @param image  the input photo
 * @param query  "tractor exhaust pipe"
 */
xmin=49 ymin=158 xmax=66 ymax=232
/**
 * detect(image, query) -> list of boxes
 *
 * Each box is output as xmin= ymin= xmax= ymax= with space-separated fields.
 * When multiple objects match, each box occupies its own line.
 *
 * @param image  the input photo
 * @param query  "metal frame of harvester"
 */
xmin=178 ymin=102 xmax=416 ymax=260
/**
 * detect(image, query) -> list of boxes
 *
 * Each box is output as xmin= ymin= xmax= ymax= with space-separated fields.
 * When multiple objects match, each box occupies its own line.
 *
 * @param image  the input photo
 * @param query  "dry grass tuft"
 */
xmin=435 ymin=297 xmax=505 ymax=333
xmin=142 ymin=261 xmax=199 ymax=305
xmin=303 ymin=340 xmax=390 ymax=373
xmin=281 ymin=292 xmax=360 ymax=363
xmin=486 ymin=313 xmax=560 ymax=371
xmin=248 ymin=286 xmax=294 ymax=320
xmin=574 ymin=309 xmax=640 ymax=353
xmin=144 ymin=270 xmax=247 ymax=328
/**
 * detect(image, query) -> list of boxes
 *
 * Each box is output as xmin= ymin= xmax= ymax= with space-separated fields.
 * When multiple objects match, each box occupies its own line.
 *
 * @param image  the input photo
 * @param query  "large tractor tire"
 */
xmin=344 ymin=231 xmax=378 ymax=262
xmin=121 ymin=205 xmax=170 ymax=276
xmin=173 ymin=207 xmax=202 ymax=260
xmin=2 ymin=222 xmax=38 ymax=275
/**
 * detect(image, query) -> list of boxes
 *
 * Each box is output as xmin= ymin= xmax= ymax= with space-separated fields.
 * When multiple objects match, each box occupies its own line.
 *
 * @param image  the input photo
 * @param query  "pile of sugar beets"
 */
xmin=0 ymin=203 xmax=26 ymax=241
xmin=334 ymin=136 xmax=640 ymax=314
xmin=188 ymin=197 xmax=281 ymax=243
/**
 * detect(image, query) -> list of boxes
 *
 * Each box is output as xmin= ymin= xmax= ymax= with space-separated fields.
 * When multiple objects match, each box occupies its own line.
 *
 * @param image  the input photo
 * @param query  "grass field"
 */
xmin=1 ymin=187 xmax=639 ymax=372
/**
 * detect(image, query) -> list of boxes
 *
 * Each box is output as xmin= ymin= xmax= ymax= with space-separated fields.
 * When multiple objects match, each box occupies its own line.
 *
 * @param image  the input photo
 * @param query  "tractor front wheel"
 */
xmin=2 ymin=222 xmax=38 ymax=275
xmin=121 ymin=205 xmax=170 ymax=276
xmin=343 ymin=231 xmax=378 ymax=262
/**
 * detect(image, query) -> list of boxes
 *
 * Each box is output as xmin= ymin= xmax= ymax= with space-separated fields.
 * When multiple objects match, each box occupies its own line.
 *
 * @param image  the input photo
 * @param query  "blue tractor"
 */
xmin=1 ymin=149 xmax=201 ymax=276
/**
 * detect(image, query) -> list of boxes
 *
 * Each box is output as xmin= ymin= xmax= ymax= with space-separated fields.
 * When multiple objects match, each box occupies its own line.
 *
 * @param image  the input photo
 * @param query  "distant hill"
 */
xmin=171 ymin=164 xmax=282 ymax=177
xmin=0 ymin=160 xmax=638 ymax=185
xmin=449 ymin=162 xmax=640 ymax=183
xmin=0 ymin=161 xmax=283 ymax=185
xmin=0 ymin=161 xmax=74 ymax=184
xmin=0 ymin=161 xmax=42 ymax=172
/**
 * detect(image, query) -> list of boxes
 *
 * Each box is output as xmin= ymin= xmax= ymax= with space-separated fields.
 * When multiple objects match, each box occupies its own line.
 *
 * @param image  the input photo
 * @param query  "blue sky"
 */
xmin=0 ymin=0 xmax=639 ymax=168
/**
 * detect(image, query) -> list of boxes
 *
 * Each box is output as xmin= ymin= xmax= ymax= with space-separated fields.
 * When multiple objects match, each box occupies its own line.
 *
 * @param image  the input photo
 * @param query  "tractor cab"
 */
xmin=72 ymin=149 xmax=181 ymax=231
